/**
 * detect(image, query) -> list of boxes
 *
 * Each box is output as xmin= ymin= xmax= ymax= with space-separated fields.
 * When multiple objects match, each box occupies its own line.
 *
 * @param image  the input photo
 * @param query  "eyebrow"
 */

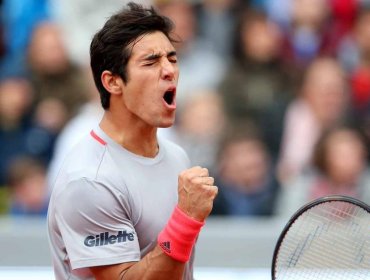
xmin=143 ymin=51 xmax=177 ymax=61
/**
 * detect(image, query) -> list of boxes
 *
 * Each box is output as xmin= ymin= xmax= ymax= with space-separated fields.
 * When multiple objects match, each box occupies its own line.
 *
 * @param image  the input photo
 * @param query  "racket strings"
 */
xmin=283 ymin=208 xmax=369 ymax=268
xmin=281 ymin=209 xmax=369 ymax=271
xmin=275 ymin=201 xmax=370 ymax=280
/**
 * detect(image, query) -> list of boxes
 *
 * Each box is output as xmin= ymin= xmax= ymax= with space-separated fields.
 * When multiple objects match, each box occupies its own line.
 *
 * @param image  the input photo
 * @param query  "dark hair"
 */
xmin=90 ymin=2 xmax=175 ymax=109
xmin=217 ymin=119 xmax=265 ymax=160
xmin=313 ymin=125 xmax=368 ymax=175
xmin=232 ymin=8 xmax=268 ymax=62
xmin=6 ymin=156 xmax=45 ymax=188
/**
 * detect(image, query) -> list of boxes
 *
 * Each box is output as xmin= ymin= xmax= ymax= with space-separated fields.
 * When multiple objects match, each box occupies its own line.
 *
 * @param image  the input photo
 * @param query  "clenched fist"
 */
xmin=177 ymin=166 xmax=218 ymax=222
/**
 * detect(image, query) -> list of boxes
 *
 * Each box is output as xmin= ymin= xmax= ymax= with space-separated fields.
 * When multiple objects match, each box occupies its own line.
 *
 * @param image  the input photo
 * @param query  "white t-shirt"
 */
xmin=47 ymin=125 xmax=192 ymax=279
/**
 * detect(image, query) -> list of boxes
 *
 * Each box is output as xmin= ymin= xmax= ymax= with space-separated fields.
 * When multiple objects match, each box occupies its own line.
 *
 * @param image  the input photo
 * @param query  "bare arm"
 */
xmin=89 ymin=166 xmax=217 ymax=280
xmin=90 ymin=245 xmax=184 ymax=280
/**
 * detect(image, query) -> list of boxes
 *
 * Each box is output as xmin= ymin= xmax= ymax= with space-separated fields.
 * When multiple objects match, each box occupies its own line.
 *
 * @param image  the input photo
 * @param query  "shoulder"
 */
xmin=51 ymin=132 xmax=125 ymax=194
xmin=63 ymin=133 xmax=108 ymax=177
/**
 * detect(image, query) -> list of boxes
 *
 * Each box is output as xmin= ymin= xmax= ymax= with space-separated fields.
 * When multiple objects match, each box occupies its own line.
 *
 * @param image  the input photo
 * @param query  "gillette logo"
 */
xmin=84 ymin=230 xmax=135 ymax=247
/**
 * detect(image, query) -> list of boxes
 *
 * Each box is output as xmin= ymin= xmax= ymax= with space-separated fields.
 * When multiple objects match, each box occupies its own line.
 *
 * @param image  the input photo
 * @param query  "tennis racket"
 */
xmin=272 ymin=195 xmax=370 ymax=280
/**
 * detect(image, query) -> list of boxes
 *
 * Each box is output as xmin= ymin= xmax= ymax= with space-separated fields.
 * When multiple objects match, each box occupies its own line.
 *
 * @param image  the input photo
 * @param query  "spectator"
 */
xmin=0 ymin=0 xmax=51 ymax=80
xmin=212 ymin=123 xmax=280 ymax=216
xmin=277 ymin=57 xmax=349 ymax=184
xmin=278 ymin=0 xmax=343 ymax=84
xmin=0 ymin=76 xmax=54 ymax=185
xmin=218 ymin=8 xmax=290 ymax=159
xmin=335 ymin=4 xmax=370 ymax=166
xmin=6 ymin=156 xmax=49 ymax=216
xmin=27 ymin=21 xmax=89 ymax=131
xmin=277 ymin=126 xmax=370 ymax=217
xmin=348 ymin=7 xmax=370 ymax=119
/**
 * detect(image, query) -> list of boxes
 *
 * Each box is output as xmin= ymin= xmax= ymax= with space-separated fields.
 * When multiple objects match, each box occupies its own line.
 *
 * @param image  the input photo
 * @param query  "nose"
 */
xmin=160 ymin=58 xmax=176 ymax=81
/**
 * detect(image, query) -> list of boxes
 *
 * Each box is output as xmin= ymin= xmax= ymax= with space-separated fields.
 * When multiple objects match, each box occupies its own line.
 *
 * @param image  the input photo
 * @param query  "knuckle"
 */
xmin=192 ymin=166 xmax=202 ymax=172
xmin=211 ymin=186 xmax=218 ymax=196
xmin=205 ymin=185 xmax=215 ymax=194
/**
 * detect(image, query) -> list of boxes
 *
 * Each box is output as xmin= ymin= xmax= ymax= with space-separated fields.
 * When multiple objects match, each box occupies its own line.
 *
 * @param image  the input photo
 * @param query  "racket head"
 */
xmin=271 ymin=195 xmax=370 ymax=280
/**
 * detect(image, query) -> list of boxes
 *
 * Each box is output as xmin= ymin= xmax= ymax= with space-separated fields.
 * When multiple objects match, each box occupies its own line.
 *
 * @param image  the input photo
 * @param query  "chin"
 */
xmin=156 ymin=115 xmax=175 ymax=128
xmin=158 ymin=122 xmax=174 ymax=128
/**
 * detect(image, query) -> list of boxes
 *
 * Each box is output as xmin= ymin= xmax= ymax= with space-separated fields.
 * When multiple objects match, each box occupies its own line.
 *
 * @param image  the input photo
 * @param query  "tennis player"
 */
xmin=47 ymin=2 xmax=218 ymax=279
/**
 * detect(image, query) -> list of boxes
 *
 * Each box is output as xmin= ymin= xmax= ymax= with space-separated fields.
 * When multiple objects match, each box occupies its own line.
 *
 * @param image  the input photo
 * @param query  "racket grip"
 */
xmin=158 ymin=205 xmax=204 ymax=262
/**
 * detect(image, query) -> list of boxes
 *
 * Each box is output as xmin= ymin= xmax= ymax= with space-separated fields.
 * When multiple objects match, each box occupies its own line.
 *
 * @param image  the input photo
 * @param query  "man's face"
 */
xmin=121 ymin=31 xmax=179 ymax=128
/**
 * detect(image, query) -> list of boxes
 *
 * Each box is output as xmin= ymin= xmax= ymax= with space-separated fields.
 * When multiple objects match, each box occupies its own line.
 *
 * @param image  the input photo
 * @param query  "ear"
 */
xmin=101 ymin=70 xmax=124 ymax=96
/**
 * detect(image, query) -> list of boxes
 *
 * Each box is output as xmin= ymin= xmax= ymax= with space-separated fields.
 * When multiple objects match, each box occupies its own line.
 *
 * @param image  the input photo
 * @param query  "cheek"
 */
xmin=125 ymin=92 xmax=146 ymax=111
xmin=124 ymin=75 xmax=151 ymax=105
xmin=124 ymin=86 xmax=159 ymax=119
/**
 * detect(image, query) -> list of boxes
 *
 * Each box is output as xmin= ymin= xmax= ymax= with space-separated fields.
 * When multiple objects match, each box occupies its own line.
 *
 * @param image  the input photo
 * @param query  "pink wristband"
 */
xmin=158 ymin=206 xmax=205 ymax=262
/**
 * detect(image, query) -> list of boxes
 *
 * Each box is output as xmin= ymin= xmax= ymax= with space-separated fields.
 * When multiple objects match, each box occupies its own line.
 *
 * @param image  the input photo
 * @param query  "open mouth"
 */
xmin=163 ymin=89 xmax=175 ymax=106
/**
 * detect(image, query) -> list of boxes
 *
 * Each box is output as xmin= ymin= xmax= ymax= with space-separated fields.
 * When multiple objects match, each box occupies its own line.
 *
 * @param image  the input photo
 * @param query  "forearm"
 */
xmin=119 ymin=245 xmax=185 ymax=280
xmin=91 ymin=245 xmax=185 ymax=280
xmin=91 ymin=206 xmax=202 ymax=280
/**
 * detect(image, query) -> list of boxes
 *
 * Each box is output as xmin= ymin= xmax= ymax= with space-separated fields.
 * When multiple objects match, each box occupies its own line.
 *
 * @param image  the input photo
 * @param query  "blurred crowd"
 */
xmin=0 ymin=0 xmax=369 ymax=218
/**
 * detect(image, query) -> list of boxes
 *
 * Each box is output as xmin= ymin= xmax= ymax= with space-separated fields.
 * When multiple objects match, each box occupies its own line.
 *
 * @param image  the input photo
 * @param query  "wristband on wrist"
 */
xmin=157 ymin=205 xmax=205 ymax=262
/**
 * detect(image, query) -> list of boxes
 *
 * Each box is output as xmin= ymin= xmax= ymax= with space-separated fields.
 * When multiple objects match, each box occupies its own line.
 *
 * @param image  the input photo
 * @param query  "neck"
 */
xmin=100 ymin=112 xmax=159 ymax=158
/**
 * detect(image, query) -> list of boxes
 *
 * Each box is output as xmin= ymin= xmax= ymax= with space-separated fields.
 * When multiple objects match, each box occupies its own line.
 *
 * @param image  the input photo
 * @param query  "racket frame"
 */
xmin=271 ymin=195 xmax=370 ymax=280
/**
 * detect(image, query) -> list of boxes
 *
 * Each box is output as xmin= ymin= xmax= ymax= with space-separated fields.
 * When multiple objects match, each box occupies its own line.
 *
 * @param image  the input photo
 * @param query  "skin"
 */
xmin=100 ymin=31 xmax=179 ymax=157
xmin=89 ymin=31 xmax=218 ymax=279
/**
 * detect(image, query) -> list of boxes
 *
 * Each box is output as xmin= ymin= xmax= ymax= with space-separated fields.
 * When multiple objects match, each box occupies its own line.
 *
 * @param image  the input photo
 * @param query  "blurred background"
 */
xmin=0 ymin=0 xmax=369 ymax=279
